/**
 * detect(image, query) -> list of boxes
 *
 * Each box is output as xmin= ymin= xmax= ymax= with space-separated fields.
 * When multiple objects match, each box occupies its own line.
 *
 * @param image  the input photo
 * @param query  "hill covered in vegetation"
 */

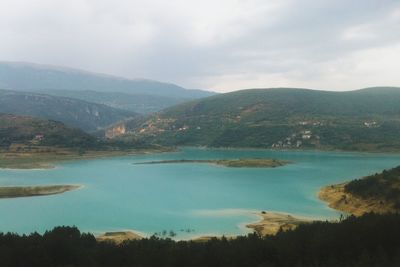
xmin=320 ymin=166 xmax=400 ymax=216
xmin=346 ymin=166 xmax=400 ymax=206
xmin=0 ymin=213 xmax=399 ymax=267
xmin=0 ymin=113 xmax=98 ymax=149
xmin=118 ymin=87 xmax=400 ymax=151
xmin=0 ymin=113 xmax=165 ymax=168
xmin=0 ymin=89 xmax=136 ymax=132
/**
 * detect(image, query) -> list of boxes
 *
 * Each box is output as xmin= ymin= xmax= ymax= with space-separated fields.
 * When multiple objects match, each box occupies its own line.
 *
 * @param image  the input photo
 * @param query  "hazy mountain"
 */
xmin=0 ymin=61 xmax=214 ymax=99
xmin=115 ymin=87 xmax=400 ymax=151
xmin=37 ymin=89 xmax=194 ymax=114
xmin=0 ymin=90 xmax=137 ymax=132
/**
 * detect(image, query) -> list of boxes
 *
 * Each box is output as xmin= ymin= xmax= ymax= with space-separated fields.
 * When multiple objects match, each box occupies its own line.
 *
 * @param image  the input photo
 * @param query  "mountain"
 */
xmin=36 ymin=89 xmax=192 ymax=114
xmin=0 ymin=113 xmax=97 ymax=149
xmin=0 ymin=61 xmax=215 ymax=113
xmin=114 ymin=87 xmax=400 ymax=151
xmin=0 ymin=89 xmax=136 ymax=132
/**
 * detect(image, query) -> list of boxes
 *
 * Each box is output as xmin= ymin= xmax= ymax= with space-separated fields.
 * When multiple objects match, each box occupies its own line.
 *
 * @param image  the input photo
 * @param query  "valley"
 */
xmin=0 ymin=73 xmax=399 ymax=265
xmin=2 ymin=1 xmax=400 ymax=264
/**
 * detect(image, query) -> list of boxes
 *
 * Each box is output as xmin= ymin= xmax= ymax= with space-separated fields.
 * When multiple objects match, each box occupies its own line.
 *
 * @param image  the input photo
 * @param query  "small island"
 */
xmin=0 ymin=184 xmax=81 ymax=198
xmin=134 ymin=158 xmax=290 ymax=168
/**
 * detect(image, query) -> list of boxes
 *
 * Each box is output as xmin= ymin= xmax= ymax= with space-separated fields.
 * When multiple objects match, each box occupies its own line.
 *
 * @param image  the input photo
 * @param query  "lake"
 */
xmin=0 ymin=147 xmax=399 ymax=239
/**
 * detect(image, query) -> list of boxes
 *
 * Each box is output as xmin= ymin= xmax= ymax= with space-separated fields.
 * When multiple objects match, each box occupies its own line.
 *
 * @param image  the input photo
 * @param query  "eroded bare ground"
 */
xmin=318 ymin=183 xmax=396 ymax=216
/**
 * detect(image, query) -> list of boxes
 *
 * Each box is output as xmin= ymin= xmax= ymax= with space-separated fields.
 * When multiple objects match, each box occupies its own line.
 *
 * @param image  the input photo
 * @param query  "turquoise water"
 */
xmin=0 ymin=148 xmax=399 ymax=239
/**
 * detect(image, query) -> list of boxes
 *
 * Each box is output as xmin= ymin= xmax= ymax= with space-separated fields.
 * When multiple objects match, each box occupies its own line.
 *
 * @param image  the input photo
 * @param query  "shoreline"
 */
xmin=180 ymin=145 xmax=400 ymax=155
xmin=245 ymin=211 xmax=313 ymax=236
xmin=318 ymin=183 xmax=396 ymax=216
xmin=0 ymin=147 xmax=175 ymax=170
xmin=2 ymin=146 xmax=399 ymax=170
xmin=95 ymin=210 xmax=314 ymax=243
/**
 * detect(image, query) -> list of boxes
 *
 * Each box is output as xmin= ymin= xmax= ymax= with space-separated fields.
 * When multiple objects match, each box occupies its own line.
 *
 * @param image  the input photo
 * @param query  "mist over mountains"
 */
xmin=0 ymin=61 xmax=215 ymax=114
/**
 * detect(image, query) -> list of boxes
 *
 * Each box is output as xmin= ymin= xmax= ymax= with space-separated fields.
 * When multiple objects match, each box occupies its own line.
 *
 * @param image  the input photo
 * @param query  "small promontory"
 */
xmin=319 ymin=166 xmax=400 ymax=216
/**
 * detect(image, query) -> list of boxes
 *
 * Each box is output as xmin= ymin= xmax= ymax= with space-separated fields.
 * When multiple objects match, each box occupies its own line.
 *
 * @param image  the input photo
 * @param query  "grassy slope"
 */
xmin=123 ymin=87 xmax=400 ymax=151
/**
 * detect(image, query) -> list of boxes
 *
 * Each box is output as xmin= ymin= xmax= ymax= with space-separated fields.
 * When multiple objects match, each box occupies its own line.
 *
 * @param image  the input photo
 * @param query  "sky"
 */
xmin=0 ymin=0 xmax=399 ymax=92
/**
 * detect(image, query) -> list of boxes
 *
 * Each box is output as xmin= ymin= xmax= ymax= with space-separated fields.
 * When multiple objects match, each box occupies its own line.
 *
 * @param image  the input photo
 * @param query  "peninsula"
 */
xmin=0 ymin=184 xmax=81 ymax=198
xmin=319 ymin=166 xmax=400 ymax=216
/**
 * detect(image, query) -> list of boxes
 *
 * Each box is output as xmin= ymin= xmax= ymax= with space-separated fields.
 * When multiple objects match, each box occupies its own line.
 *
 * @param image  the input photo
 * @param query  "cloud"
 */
xmin=0 ymin=0 xmax=399 ymax=92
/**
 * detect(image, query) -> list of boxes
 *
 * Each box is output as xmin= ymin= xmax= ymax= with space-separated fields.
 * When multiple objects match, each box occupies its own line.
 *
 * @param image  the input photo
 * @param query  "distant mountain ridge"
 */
xmin=0 ymin=61 xmax=214 ymax=98
xmin=0 ymin=89 xmax=136 ymax=132
xmin=36 ymin=89 xmax=194 ymax=114
xmin=115 ymin=87 xmax=400 ymax=151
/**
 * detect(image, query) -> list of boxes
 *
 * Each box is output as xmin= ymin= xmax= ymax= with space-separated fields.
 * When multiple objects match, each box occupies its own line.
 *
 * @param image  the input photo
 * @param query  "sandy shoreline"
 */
xmin=96 ymin=231 xmax=144 ymax=244
xmin=246 ymin=211 xmax=312 ymax=236
xmin=95 ymin=210 xmax=314 ymax=243
xmin=318 ymin=183 xmax=395 ymax=216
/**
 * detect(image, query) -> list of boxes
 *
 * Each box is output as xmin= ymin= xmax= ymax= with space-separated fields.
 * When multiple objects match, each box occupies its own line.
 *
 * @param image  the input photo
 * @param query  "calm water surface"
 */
xmin=1 ymin=148 xmax=399 ymax=239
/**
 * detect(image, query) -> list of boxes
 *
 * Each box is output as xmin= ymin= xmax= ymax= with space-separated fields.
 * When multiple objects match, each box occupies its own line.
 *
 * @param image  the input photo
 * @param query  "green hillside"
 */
xmin=0 ymin=89 xmax=137 ymax=132
xmin=119 ymin=87 xmax=400 ymax=151
xmin=0 ymin=113 xmax=97 ymax=149
xmin=0 ymin=113 xmax=164 ymax=169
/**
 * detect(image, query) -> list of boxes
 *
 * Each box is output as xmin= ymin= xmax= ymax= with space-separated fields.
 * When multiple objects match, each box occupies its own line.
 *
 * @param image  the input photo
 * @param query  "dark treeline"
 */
xmin=0 ymin=213 xmax=400 ymax=267
xmin=345 ymin=166 xmax=400 ymax=208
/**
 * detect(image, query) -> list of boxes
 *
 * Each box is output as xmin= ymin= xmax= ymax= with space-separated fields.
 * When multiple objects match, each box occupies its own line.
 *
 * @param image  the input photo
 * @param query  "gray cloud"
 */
xmin=0 ymin=0 xmax=399 ymax=92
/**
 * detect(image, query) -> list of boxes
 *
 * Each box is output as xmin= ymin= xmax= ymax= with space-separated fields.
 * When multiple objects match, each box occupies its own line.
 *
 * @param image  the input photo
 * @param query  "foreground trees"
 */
xmin=0 ymin=213 xmax=399 ymax=267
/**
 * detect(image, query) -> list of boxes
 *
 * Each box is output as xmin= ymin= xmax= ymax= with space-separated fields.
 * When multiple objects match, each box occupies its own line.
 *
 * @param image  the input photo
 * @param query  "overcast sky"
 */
xmin=0 ymin=0 xmax=399 ymax=92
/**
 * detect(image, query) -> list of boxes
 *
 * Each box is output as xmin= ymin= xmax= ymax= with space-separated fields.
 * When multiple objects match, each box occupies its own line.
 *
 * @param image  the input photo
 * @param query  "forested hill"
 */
xmin=0 ymin=89 xmax=136 ymax=132
xmin=345 ymin=166 xmax=400 ymax=210
xmin=163 ymin=87 xmax=400 ymax=118
xmin=117 ymin=87 xmax=400 ymax=151
xmin=0 ymin=113 xmax=97 ymax=149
